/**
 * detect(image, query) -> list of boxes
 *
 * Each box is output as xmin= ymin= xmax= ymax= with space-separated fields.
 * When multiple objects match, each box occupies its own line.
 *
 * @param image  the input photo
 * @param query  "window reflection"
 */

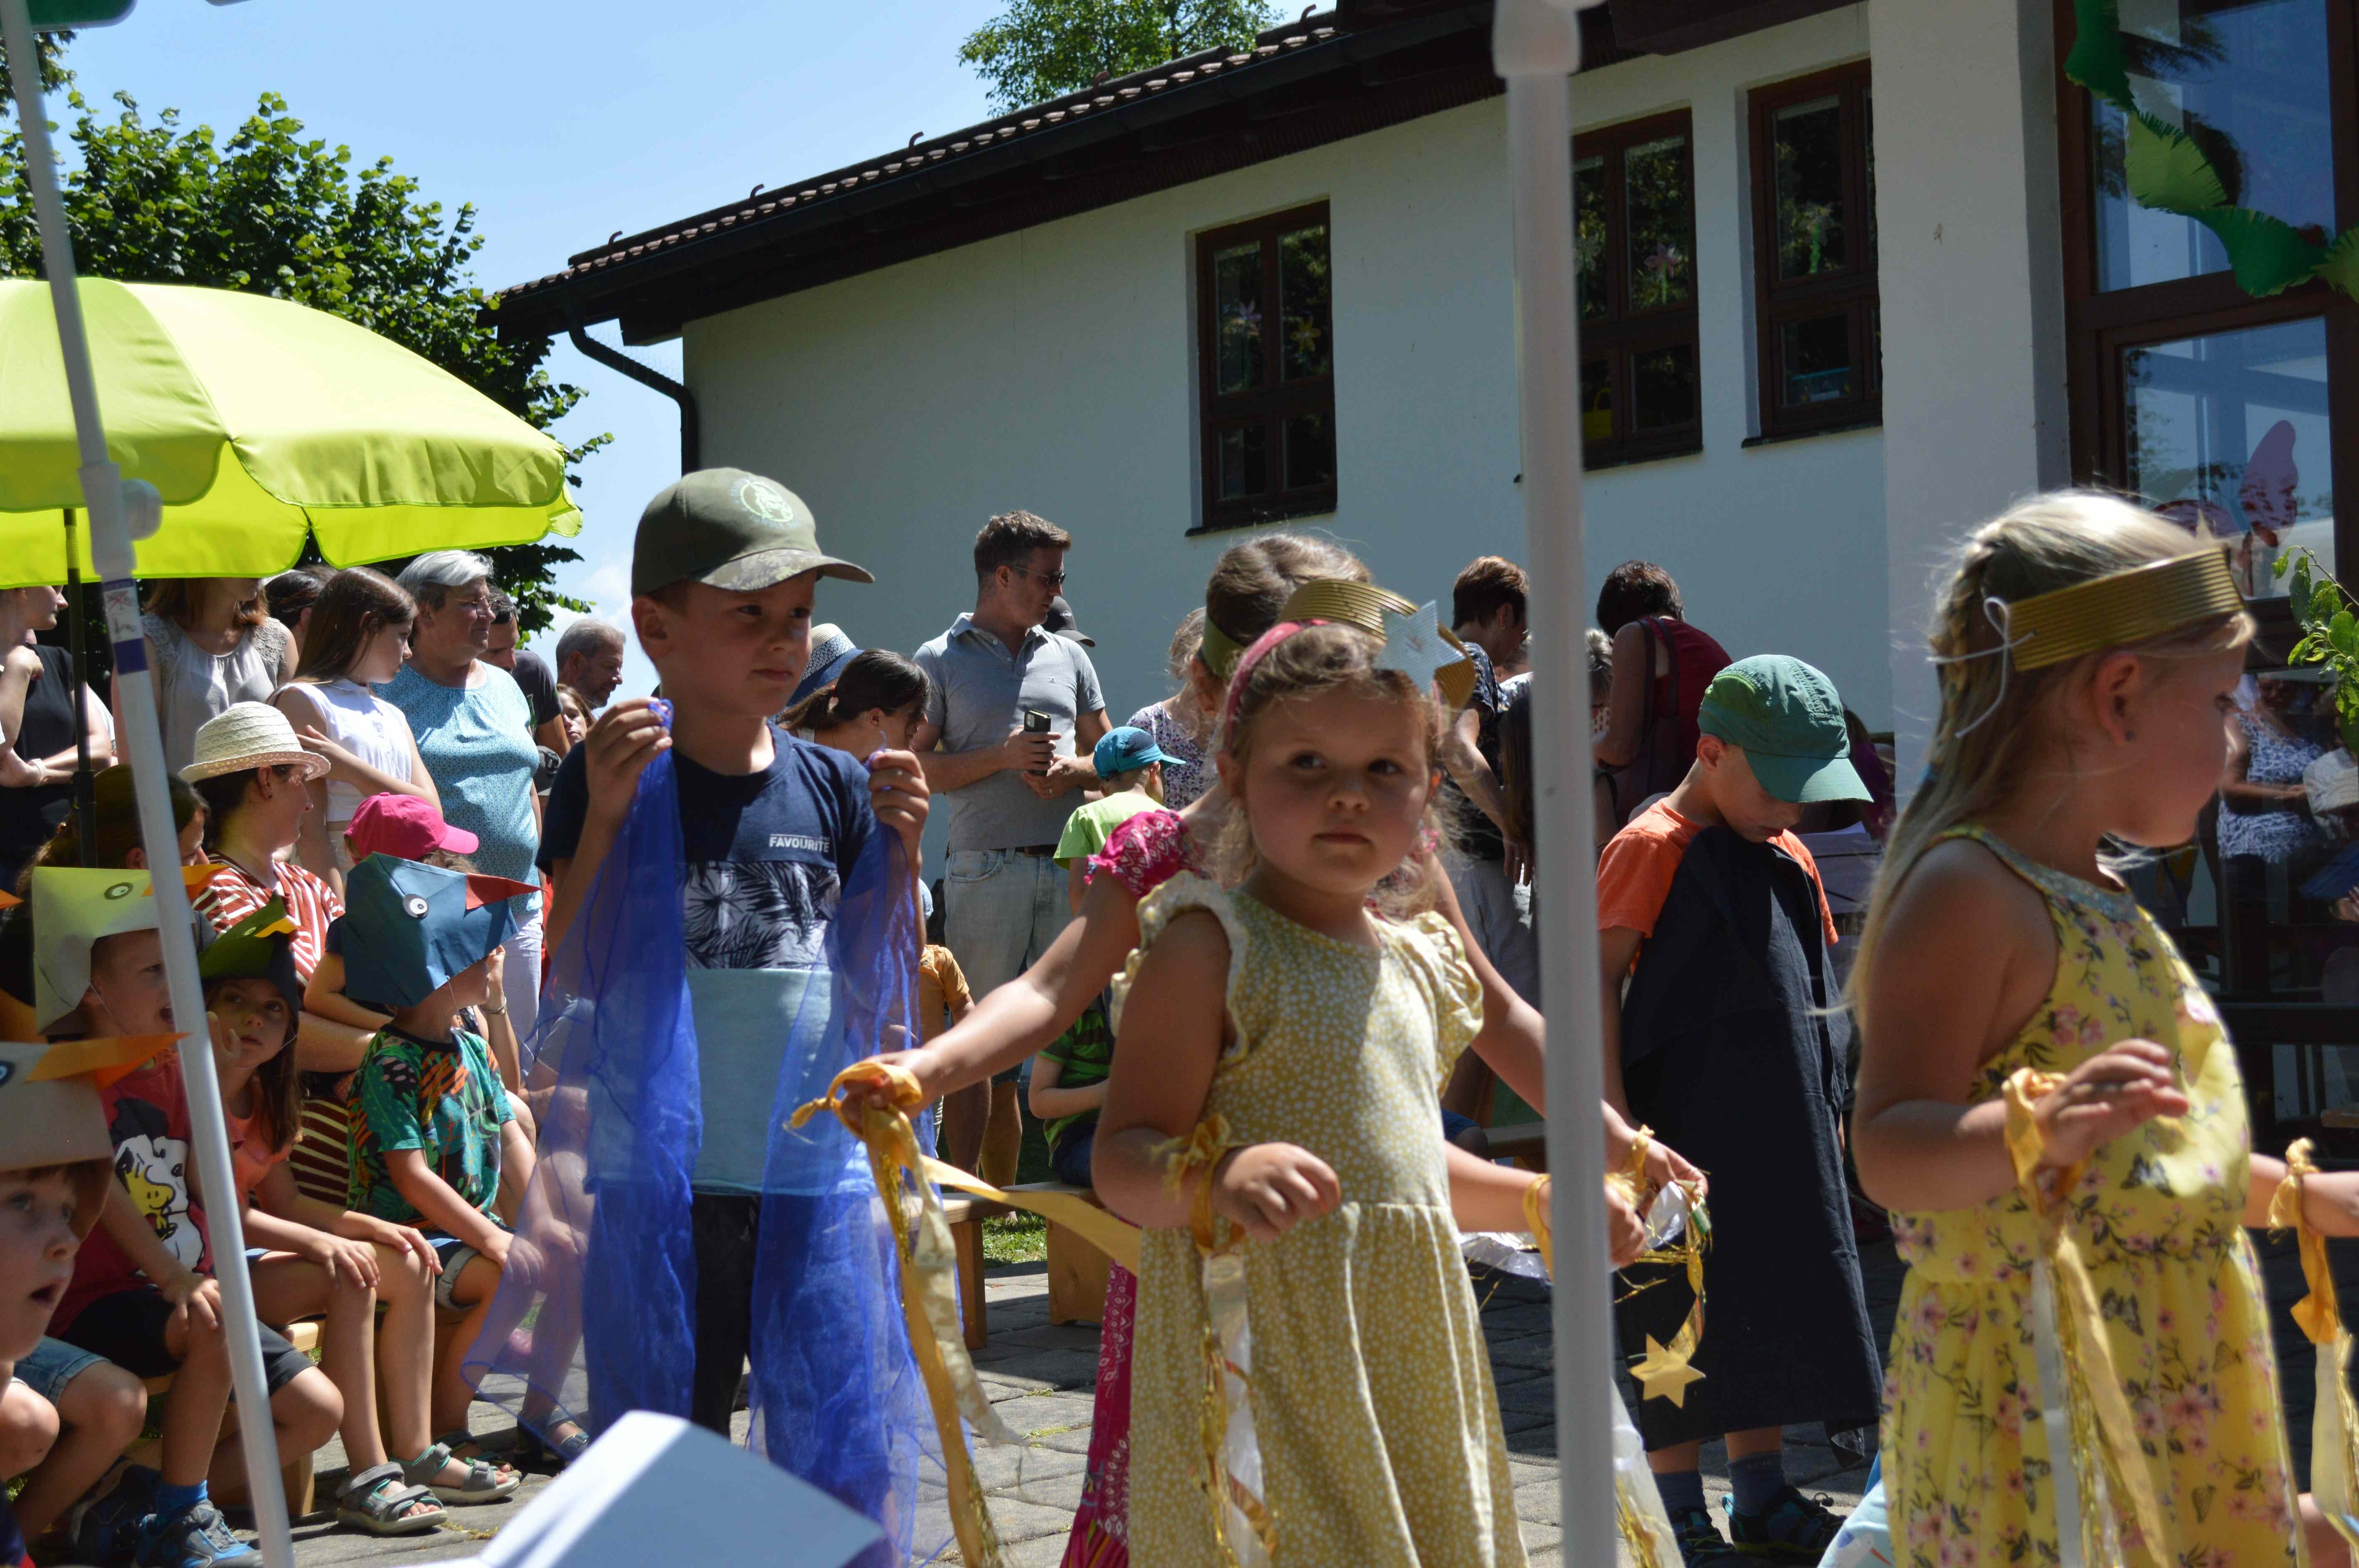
xmin=2092 ymin=0 xmax=2335 ymax=292
xmin=2124 ymin=316 xmax=2333 ymax=598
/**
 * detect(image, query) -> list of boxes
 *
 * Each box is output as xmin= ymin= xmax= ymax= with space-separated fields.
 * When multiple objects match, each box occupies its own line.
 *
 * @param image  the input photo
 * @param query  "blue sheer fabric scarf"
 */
xmin=464 ymin=730 xmax=945 ymax=1565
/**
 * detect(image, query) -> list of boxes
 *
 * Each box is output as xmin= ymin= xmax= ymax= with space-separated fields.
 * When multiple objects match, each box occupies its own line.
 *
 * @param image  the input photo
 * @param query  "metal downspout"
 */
xmin=565 ymin=291 xmax=702 ymax=473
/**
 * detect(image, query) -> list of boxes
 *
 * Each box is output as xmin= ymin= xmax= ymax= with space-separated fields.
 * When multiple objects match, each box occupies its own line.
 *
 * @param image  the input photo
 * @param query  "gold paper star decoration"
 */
xmin=1630 ymin=1335 xmax=1704 ymax=1407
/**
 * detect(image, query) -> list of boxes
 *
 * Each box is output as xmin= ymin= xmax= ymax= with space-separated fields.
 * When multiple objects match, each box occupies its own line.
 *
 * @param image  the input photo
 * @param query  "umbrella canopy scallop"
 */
xmin=0 ymin=278 xmax=580 ymax=584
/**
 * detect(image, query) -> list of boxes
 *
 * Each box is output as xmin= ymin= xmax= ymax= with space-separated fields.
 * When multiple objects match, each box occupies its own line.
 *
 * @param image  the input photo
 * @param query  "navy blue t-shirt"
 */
xmin=541 ymin=726 xmax=877 ymax=1193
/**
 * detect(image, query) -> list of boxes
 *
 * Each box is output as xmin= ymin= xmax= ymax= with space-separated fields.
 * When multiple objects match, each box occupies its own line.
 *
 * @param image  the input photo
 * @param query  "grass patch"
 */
xmin=983 ymin=1212 xmax=1049 ymax=1266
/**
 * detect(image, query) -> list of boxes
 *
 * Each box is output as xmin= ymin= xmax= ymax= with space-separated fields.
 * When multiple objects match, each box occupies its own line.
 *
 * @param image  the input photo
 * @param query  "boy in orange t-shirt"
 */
xmin=1596 ymin=655 xmax=1879 ymax=1567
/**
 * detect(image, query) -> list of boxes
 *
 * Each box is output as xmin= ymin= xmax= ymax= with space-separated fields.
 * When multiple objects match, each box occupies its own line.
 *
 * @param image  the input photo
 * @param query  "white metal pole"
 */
xmin=1493 ymin=2 xmax=1615 ymax=1563
xmin=0 ymin=9 xmax=293 ymax=1564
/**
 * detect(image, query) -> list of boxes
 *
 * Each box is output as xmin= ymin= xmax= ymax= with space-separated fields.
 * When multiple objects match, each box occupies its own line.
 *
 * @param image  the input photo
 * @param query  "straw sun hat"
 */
xmin=181 ymin=701 xmax=331 ymax=784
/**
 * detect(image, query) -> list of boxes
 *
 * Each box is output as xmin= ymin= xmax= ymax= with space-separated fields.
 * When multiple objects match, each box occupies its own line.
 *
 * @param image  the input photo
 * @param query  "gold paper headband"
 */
xmin=1197 ymin=616 xmax=1250 ymax=680
xmin=1275 ymin=579 xmax=1481 ymax=711
xmin=2006 ymin=549 xmax=2245 ymax=671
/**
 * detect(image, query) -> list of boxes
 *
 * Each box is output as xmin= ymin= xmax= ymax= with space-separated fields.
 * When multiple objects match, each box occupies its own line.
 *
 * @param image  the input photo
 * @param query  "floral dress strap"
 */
xmin=1937 ymin=824 xmax=2142 ymax=926
xmin=1086 ymin=806 xmax=1198 ymax=897
xmin=1110 ymin=871 xmax=1252 ymax=1062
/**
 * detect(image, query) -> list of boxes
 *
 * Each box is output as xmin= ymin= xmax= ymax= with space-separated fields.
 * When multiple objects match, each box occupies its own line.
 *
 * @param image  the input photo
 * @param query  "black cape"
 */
xmin=1614 ymin=824 xmax=1882 ymax=1449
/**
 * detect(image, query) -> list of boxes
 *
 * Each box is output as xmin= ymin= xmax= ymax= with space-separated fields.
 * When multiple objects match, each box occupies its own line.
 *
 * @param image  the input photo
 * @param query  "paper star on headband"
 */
xmin=1375 ymin=600 xmax=1467 ymax=695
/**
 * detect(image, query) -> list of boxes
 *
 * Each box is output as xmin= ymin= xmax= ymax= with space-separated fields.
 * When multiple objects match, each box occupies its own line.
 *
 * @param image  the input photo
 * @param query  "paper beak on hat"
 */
xmin=341 ymin=855 xmax=536 ymax=1009
xmin=198 ymin=900 xmax=304 ymax=1039
xmin=31 ymin=868 xmax=176 ymax=1034
xmin=0 ymin=1034 xmax=180 ymax=1236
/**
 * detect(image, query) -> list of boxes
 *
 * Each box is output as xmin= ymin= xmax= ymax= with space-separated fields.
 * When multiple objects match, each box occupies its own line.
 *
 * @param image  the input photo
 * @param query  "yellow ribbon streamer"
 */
xmin=1156 ymin=1117 xmax=1275 ymax=1568
xmin=2001 ymin=1067 xmax=2171 ymax=1563
xmin=2271 ymin=1140 xmax=2359 ymax=1550
xmin=792 ymin=1065 xmax=1018 ymax=1568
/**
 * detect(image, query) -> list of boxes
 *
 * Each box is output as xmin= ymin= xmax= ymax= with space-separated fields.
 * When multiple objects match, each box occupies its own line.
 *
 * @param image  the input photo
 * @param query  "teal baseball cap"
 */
xmin=1697 ymin=655 xmax=1868 ymax=804
xmin=632 ymin=468 xmax=874 ymax=598
xmin=1093 ymin=726 xmax=1169 ymax=776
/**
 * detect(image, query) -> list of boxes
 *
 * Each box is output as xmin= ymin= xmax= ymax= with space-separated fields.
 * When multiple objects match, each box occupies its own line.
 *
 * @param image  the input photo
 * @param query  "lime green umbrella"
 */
xmin=0 ymin=277 xmax=581 ymax=584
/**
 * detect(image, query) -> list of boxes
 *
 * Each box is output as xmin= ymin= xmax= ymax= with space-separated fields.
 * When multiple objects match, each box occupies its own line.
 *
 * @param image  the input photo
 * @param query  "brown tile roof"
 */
xmin=499 ymin=18 xmax=1348 ymax=306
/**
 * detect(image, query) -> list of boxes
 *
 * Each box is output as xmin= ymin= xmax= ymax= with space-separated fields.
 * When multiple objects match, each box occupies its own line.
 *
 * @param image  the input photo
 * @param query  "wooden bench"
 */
xmin=942 ymin=1182 xmax=1117 ymax=1350
xmin=135 ymin=1319 xmax=322 ymax=1519
xmin=1487 ymin=1122 xmax=1547 ymax=1170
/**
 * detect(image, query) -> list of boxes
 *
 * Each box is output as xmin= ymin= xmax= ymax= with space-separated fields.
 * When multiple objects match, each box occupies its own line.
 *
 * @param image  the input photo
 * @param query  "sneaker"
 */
xmin=67 ymin=1462 xmax=156 ymax=1566
xmin=133 ymin=1499 xmax=261 ymax=1568
xmin=1727 ymin=1488 xmax=1846 ymax=1561
xmin=1670 ymin=1504 xmax=1745 ymax=1567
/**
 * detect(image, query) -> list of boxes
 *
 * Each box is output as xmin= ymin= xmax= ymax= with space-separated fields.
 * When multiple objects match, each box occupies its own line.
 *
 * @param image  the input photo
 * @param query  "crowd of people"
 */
xmin=2 ymin=465 xmax=2355 ymax=1568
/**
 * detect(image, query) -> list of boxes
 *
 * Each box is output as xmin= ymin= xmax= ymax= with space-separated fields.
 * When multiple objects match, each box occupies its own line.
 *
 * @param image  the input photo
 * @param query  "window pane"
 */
xmin=1213 ymin=242 xmax=1264 ymax=393
xmin=1575 ymin=153 xmax=1609 ymax=321
xmin=1625 ymin=135 xmax=1693 ymax=311
xmin=1772 ymin=94 xmax=1847 ymax=280
xmin=1778 ymin=313 xmax=1857 ymax=407
xmin=2123 ymin=316 xmax=2333 ymax=598
xmin=2093 ymin=0 xmax=2335 ymax=293
xmin=1582 ymin=357 xmax=1614 ymax=444
xmin=1630 ymin=343 xmax=1699 ymax=432
xmin=1283 ymin=413 xmax=1335 ymax=491
xmin=1217 ymin=423 xmax=1268 ymax=500
xmin=1279 ymin=225 xmax=1332 ymax=382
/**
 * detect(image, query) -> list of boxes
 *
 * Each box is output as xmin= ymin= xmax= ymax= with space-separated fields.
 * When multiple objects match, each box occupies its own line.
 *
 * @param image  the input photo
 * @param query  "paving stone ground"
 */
xmin=206 ymin=1238 xmax=1908 ymax=1566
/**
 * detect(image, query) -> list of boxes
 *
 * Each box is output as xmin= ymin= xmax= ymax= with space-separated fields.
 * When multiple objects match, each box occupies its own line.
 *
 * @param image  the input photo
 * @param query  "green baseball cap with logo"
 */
xmin=1697 ymin=654 xmax=1868 ymax=805
xmin=632 ymin=467 xmax=875 ymax=598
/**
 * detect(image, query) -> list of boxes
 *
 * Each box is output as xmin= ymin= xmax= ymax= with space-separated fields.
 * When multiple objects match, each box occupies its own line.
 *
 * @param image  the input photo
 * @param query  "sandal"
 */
xmin=403 ymin=1442 xmax=522 ymax=1505
xmin=513 ymin=1424 xmax=592 ymax=1470
xmin=334 ymin=1463 xmax=446 ymax=1536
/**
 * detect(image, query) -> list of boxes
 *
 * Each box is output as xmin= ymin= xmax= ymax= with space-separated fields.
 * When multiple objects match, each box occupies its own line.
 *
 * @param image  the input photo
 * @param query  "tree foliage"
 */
xmin=0 ymin=30 xmax=73 ymax=115
xmin=0 ymin=83 xmax=603 ymax=632
xmin=959 ymin=0 xmax=1280 ymax=113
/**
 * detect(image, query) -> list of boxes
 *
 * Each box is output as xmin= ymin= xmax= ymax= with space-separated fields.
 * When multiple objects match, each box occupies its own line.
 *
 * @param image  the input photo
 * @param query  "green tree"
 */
xmin=0 ymin=84 xmax=604 ymax=633
xmin=959 ymin=0 xmax=1279 ymax=113
xmin=0 ymin=30 xmax=73 ymax=114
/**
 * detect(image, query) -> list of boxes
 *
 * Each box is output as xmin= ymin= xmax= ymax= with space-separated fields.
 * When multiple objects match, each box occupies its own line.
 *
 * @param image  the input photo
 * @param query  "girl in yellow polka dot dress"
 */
xmin=1850 ymin=494 xmax=2359 ymax=1568
xmin=1094 ymin=615 xmax=1548 ymax=1568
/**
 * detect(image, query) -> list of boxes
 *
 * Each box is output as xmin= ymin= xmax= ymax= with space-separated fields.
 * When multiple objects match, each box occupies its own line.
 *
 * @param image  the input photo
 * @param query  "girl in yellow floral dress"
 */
xmin=1094 ymin=616 xmax=1550 ymax=1567
xmin=1850 ymin=493 xmax=2359 ymax=1567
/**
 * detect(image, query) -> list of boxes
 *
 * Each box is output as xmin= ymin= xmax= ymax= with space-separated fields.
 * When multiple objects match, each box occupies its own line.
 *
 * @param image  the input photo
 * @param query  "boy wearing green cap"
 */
xmin=1594 ymin=654 xmax=1880 ymax=1567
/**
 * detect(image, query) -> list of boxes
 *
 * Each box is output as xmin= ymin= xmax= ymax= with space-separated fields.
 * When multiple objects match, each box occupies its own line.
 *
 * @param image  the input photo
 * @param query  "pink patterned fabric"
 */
xmin=1084 ymin=807 xmax=1197 ymax=897
xmin=1060 ymin=1264 xmax=1136 ymax=1566
xmin=1066 ymin=806 xmax=1200 ymax=1568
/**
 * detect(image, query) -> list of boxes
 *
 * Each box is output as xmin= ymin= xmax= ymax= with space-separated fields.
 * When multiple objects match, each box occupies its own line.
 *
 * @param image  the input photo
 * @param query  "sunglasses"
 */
xmin=1009 ymin=565 xmax=1068 ymax=590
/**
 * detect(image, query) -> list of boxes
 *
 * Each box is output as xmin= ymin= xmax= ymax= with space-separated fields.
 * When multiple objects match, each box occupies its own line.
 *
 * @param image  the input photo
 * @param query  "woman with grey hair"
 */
xmin=378 ymin=550 xmax=547 ymax=1042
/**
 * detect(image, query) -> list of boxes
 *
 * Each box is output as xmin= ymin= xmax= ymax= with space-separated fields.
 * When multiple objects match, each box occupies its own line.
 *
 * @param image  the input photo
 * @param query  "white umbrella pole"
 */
xmin=1493 ymin=2 xmax=1616 ymax=1562
xmin=0 ymin=9 xmax=294 ymax=1565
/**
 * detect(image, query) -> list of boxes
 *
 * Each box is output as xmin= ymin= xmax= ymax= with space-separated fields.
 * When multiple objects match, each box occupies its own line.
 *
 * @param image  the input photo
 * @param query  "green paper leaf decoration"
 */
xmin=2318 ymin=228 xmax=2359 ymax=299
xmin=2066 ymin=0 xmax=2136 ymax=108
xmin=2125 ymin=113 xmax=2227 ymax=213
xmin=2190 ymin=208 xmax=2329 ymax=298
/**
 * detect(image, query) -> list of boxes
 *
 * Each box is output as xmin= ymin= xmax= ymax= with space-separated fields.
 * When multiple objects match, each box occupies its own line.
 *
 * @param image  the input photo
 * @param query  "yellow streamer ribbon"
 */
xmin=2001 ymin=1067 xmax=2170 ymax=1563
xmin=2271 ymin=1140 xmax=2359 ymax=1550
xmin=792 ymin=1065 xmax=1016 ymax=1568
xmin=1155 ymin=1117 xmax=1275 ymax=1568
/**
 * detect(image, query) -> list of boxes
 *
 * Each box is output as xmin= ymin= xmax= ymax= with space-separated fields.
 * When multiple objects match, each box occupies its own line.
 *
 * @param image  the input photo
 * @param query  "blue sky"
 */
xmin=55 ymin=0 xmax=1010 ymax=696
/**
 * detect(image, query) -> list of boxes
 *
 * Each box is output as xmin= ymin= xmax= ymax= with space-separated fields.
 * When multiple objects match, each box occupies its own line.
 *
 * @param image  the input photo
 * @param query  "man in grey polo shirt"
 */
xmin=913 ymin=509 xmax=1109 ymax=1180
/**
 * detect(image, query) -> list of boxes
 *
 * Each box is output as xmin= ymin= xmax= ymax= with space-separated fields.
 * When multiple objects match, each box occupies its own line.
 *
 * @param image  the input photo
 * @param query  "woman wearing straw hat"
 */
xmin=183 ymin=704 xmax=391 ymax=1207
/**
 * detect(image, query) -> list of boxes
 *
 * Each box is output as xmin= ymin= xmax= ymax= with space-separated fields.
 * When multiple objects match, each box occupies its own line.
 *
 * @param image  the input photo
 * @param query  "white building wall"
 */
xmin=683 ymin=3 xmax=1898 ymax=859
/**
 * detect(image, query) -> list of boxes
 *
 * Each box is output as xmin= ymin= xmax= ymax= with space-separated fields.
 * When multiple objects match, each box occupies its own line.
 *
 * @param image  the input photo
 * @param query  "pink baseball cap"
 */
xmin=345 ymin=794 xmax=479 ymax=862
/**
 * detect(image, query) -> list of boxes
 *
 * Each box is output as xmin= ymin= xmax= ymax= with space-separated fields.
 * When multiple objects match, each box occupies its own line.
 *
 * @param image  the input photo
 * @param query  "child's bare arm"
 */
xmin=1853 ymin=841 xmax=2186 ymax=1213
xmin=1026 ymin=1055 xmax=1107 ymax=1122
xmin=1067 ymin=858 xmax=1089 ymax=915
xmin=385 ymin=1149 xmax=507 ymax=1256
xmin=1445 ymin=1143 xmax=1539 ymax=1232
xmin=546 ymin=699 xmax=670 ymax=953
xmin=1597 ymin=926 xmax=1641 ymax=1118
xmin=1096 ymin=911 xmax=1338 ymax=1240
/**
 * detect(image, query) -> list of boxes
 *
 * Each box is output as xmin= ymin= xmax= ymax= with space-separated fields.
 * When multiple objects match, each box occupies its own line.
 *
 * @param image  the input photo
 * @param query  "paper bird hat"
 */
xmin=340 ymin=854 xmax=537 ymax=1010
xmin=30 ymin=864 xmax=215 ymax=1034
xmin=0 ymin=1034 xmax=179 ymax=1235
xmin=197 ymin=899 xmax=303 ymax=1044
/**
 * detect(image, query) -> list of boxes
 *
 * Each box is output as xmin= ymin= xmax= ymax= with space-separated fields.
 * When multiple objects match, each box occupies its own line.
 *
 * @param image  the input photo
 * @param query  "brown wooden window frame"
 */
xmin=2052 ymin=0 xmax=2359 ymax=651
xmin=1747 ymin=61 xmax=1882 ymax=441
xmin=1193 ymin=202 xmax=1338 ymax=534
xmin=1575 ymin=109 xmax=1703 ymax=471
